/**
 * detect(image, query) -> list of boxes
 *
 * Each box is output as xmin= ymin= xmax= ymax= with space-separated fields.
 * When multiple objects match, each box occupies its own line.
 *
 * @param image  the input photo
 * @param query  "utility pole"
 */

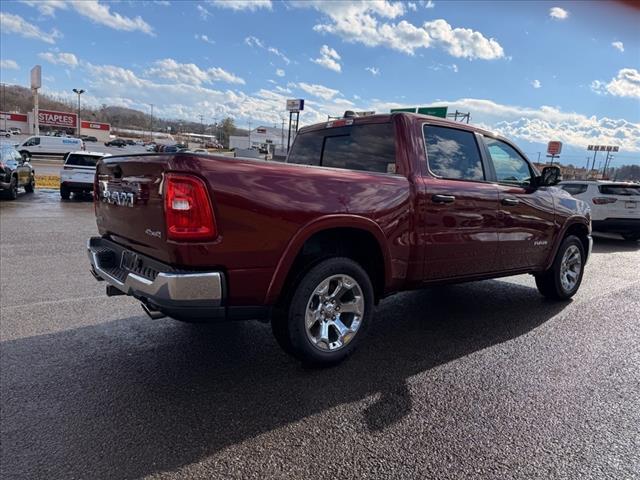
xmin=1 ymin=83 xmax=6 ymax=130
xmin=281 ymin=117 xmax=285 ymax=152
xmin=199 ymin=114 xmax=204 ymax=134
xmin=149 ymin=104 xmax=154 ymax=140
xmin=248 ymin=119 xmax=252 ymax=148
xmin=72 ymin=88 xmax=84 ymax=137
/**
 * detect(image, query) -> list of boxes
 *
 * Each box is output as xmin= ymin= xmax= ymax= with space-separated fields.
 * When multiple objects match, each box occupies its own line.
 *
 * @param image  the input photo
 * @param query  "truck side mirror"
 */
xmin=539 ymin=166 xmax=562 ymax=187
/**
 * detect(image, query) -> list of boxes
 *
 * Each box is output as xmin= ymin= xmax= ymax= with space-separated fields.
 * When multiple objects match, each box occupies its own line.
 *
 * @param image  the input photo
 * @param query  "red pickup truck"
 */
xmin=88 ymin=112 xmax=592 ymax=365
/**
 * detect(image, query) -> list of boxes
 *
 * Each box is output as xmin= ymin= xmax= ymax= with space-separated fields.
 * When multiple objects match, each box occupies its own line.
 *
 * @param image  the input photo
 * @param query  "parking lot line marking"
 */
xmin=0 ymin=295 xmax=117 ymax=310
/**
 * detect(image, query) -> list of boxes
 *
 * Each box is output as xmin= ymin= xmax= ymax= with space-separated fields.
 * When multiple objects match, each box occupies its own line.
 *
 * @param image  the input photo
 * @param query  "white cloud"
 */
xmin=21 ymin=0 xmax=154 ymax=34
xmin=70 ymin=0 xmax=154 ymax=35
xmin=423 ymin=0 xmax=435 ymax=8
xmin=77 ymin=62 xmax=350 ymax=126
xmin=196 ymin=5 xmax=212 ymax=19
xmin=549 ymin=7 xmax=569 ymax=20
xmin=372 ymin=97 xmax=639 ymax=153
xmin=146 ymin=58 xmax=245 ymax=85
xmin=451 ymin=64 xmax=458 ymax=73
xmin=407 ymin=2 xmax=417 ymax=11
xmin=244 ymin=36 xmax=290 ymax=64
xmin=365 ymin=66 xmax=380 ymax=76
xmin=311 ymin=44 xmax=342 ymax=72
xmin=531 ymin=79 xmax=541 ymax=89
xmin=297 ymin=2 xmax=503 ymax=58
xmin=292 ymin=82 xmax=340 ymax=100
xmin=209 ymin=0 xmax=272 ymax=11
xmin=275 ymin=68 xmax=285 ymax=77
xmin=591 ymin=68 xmax=640 ymax=99
xmin=422 ymin=19 xmax=504 ymax=59
xmin=195 ymin=34 xmax=215 ymax=44
xmin=20 ymin=0 xmax=68 ymax=17
xmin=0 ymin=12 xmax=61 ymax=44
xmin=38 ymin=51 xmax=79 ymax=67
xmin=0 ymin=59 xmax=20 ymax=70
xmin=611 ymin=41 xmax=624 ymax=52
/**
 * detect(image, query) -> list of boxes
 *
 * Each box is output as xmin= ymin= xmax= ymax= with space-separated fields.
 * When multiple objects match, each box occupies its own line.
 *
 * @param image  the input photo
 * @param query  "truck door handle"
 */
xmin=432 ymin=194 xmax=456 ymax=204
xmin=501 ymin=198 xmax=520 ymax=206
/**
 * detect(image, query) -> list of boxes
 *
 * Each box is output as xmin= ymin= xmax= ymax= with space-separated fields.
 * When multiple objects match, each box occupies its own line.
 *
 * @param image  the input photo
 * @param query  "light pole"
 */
xmin=72 ymin=88 xmax=84 ymax=137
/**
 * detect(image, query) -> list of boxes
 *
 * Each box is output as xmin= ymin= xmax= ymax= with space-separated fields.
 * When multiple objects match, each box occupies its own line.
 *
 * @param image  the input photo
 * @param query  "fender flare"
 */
xmin=264 ymin=214 xmax=393 ymax=304
xmin=543 ymin=217 xmax=591 ymax=271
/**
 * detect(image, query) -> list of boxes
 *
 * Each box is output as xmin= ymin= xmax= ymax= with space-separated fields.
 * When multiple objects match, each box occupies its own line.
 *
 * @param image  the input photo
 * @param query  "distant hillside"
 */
xmin=0 ymin=84 xmax=246 ymax=145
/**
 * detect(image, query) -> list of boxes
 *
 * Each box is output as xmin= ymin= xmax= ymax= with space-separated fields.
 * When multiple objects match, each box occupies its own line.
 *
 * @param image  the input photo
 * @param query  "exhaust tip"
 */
xmin=141 ymin=302 xmax=166 ymax=320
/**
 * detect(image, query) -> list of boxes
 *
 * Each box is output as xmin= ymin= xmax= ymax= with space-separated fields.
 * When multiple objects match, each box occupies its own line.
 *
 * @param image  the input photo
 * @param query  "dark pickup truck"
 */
xmin=88 ymin=112 xmax=592 ymax=365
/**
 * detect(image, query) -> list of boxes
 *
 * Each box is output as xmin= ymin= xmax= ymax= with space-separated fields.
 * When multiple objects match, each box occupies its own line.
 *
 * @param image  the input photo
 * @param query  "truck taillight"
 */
xmin=164 ymin=174 xmax=217 ymax=241
xmin=592 ymin=197 xmax=617 ymax=205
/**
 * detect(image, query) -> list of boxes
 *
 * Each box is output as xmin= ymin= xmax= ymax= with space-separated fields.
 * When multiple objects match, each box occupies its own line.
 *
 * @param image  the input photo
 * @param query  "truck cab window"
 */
xmin=288 ymin=122 xmax=396 ymax=174
xmin=322 ymin=123 xmax=395 ymax=173
xmin=287 ymin=131 xmax=323 ymax=166
xmin=484 ymin=138 xmax=532 ymax=187
xmin=424 ymin=125 xmax=484 ymax=181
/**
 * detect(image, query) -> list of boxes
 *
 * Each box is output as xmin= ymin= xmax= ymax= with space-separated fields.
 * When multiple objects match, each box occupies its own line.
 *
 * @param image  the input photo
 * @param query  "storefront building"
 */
xmin=1 ymin=109 xmax=111 ymax=142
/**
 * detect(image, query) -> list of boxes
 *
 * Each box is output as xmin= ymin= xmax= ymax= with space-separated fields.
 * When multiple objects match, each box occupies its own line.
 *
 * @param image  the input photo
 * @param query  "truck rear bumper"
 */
xmin=88 ymin=236 xmax=230 ymax=321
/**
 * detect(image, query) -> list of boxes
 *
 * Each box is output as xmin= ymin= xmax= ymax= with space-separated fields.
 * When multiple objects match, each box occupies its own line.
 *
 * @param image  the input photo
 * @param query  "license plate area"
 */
xmin=121 ymin=250 xmax=140 ymax=272
xmin=625 ymin=201 xmax=637 ymax=209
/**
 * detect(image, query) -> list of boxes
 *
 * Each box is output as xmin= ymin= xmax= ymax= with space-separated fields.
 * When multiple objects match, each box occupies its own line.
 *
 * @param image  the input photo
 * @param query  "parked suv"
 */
xmin=88 ymin=112 xmax=592 ymax=365
xmin=0 ymin=143 xmax=35 ymax=199
xmin=60 ymin=151 xmax=110 ymax=199
xmin=560 ymin=180 xmax=639 ymax=240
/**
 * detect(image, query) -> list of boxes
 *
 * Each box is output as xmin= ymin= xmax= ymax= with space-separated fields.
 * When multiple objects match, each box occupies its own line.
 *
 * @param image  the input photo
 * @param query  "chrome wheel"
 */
xmin=559 ymin=245 xmax=582 ymax=292
xmin=305 ymin=274 xmax=365 ymax=352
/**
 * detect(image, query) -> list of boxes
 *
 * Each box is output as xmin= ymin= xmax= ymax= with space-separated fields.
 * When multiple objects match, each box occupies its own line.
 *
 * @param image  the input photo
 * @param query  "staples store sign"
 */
xmin=38 ymin=110 xmax=77 ymax=128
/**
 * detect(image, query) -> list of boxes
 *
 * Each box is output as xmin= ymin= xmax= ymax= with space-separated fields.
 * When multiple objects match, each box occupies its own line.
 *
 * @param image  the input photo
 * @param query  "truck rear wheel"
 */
xmin=272 ymin=257 xmax=374 ymax=366
xmin=535 ymin=235 xmax=585 ymax=300
xmin=60 ymin=185 xmax=70 ymax=200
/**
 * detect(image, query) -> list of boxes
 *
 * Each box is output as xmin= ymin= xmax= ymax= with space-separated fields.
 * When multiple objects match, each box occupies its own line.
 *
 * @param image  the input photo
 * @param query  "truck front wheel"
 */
xmin=272 ymin=257 xmax=374 ymax=366
xmin=535 ymin=235 xmax=585 ymax=300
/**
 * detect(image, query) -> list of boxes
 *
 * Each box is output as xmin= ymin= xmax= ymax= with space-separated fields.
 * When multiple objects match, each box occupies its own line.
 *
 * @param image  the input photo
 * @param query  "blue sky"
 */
xmin=1 ymin=0 xmax=639 ymax=166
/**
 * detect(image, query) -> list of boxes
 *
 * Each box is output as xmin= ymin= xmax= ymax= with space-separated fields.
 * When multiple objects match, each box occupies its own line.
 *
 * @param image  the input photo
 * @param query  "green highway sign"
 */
xmin=390 ymin=106 xmax=448 ymax=118
xmin=417 ymin=106 xmax=448 ymax=118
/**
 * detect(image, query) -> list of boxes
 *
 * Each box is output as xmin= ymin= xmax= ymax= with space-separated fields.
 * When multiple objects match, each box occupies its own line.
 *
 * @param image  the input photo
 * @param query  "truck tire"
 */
xmin=272 ymin=257 xmax=374 ymax=366
xmin=24 ymin=177 xmax=35 ymax=193
xmin=60 ymin=185 xmax=70 ymax=200
xmin=535 ymin=235 xmax=585 ymax=300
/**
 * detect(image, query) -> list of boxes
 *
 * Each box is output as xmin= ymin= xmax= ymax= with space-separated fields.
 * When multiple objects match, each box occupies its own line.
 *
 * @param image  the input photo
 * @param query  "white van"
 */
xmin=18 ymin=136 xmax=84 ymax=158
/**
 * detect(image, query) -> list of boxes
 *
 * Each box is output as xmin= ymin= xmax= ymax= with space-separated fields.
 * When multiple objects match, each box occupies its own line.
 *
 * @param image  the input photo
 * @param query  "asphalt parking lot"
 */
xmin=1 ymin=190 xmax=639 ymax=480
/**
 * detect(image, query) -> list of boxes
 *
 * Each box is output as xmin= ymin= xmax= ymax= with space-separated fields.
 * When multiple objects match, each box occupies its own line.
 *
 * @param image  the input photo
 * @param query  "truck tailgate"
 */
xmin=95 ymin=154 xmax=171 ymax=260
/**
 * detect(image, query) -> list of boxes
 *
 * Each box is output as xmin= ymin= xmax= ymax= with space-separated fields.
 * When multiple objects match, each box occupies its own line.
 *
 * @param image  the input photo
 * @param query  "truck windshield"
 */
xmin=287 ymin=122 xmax=396 ymax=174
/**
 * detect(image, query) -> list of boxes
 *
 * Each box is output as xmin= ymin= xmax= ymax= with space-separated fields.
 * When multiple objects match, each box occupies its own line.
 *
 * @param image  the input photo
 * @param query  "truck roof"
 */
xmin=298 ymin=112 xmax=500 ymax=139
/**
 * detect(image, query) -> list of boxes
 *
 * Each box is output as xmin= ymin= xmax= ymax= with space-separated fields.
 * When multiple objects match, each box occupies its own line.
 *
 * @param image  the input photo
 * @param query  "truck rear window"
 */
xmin=287 ymin=122 xmax=396 ymax=174
xmin=65 ymin=154 xmax=101 ymax=167
xmin=598 ymin=185 xmax=640 ymax=196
